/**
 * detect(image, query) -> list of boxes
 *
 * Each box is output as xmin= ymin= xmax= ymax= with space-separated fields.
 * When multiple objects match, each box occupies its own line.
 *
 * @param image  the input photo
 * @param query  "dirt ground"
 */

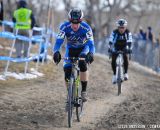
xmin=0 ymin=54 xmax=160 ymax=130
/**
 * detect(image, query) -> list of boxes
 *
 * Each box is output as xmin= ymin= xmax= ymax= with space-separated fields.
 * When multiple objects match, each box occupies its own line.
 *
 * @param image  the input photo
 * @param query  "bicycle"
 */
xmin=63 ymin=57 xmax=85 ymax=128
xmin=110 ymin=51 xmax=131 ymax=96
xmin=115 ymin=51 xmax=125 ymax=96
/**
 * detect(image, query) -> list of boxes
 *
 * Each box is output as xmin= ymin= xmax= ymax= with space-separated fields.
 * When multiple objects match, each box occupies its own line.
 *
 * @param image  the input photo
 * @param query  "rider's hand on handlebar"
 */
xmin=124 ymin=46 xmax=132 ymax=54
xmin=53 ymin=51 xmax=61 ymax=64
xmin=125 ymin=48 xmax=132 ymax=54
xmin=86 ymin=52 xmax=94 ymax=64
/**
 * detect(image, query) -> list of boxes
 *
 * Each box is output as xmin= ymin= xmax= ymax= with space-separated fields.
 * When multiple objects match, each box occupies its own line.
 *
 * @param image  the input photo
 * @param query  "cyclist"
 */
xmin=108 ymin=19 xmax=132 ymax=84
xmin=53 ymin=8 xmax=95 ymax=102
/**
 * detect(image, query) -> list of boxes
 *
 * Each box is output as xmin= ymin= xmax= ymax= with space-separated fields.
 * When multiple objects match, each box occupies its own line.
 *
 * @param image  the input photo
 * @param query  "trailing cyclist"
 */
xmin=108 ymin=19 xmax=133 ymax=84
xmin=53 ymin=8 xmax=95 ymax=102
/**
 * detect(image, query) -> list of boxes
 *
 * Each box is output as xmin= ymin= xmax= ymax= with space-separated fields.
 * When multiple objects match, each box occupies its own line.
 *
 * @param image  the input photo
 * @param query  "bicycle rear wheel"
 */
xmin=68 ymin=77 xmax=74 ymax=128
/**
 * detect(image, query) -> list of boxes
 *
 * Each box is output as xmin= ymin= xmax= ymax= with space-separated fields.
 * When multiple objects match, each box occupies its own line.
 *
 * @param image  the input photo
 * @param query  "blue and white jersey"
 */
xmin=53 ymin=21 xmax=95 ymax=54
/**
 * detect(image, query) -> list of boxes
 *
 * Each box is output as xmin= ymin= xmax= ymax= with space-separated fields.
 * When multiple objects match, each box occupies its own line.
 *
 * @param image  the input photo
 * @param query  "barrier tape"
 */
xmin=0 ymin=53 xmax=46 ymax=62
xmin=0 ymin=31 xmax=45 ymax=42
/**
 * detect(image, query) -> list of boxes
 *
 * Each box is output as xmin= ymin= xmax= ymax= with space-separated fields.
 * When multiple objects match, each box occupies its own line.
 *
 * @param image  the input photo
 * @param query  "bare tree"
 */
xmin=63 ymin=0 xmax=71 ymax=12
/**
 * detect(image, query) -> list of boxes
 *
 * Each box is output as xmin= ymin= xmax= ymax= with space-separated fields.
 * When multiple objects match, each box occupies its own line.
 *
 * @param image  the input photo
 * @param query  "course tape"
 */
xmin=0 ymin=31 xmax=45 ymax=43
xmin=0 ymin=53 xmax=46 ymax=62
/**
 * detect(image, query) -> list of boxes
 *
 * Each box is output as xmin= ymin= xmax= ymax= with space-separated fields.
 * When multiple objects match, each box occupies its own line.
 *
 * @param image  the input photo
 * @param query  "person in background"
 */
xmin=138 ymin=27 xmax=146 ymax=40
xmin=12 ymin=0 xmax=35 ymax=58
xmin=157 ymin=33 xmax=160 ymax=48
xmin=146 ymin=26 xmax=153 ymax=42
xmin=0 ymin=0 xmax=4 ymax=31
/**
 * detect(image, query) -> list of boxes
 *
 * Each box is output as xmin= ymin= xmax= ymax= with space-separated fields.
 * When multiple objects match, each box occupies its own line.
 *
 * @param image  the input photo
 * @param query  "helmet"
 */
xmin=68 ymin=8 xmax=83 ymax=24
xmin=116 ymin=19 xmax=127 ymax=27
xmin=18 ymin=0 xmax=27 ymax=8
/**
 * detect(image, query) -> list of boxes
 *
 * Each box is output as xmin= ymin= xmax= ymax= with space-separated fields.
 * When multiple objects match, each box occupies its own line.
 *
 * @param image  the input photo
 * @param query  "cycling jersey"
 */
xmin=53 ymin=21 xmax=95 ymax=55
xmin=109 ymin=29 xmax=132 ymax=51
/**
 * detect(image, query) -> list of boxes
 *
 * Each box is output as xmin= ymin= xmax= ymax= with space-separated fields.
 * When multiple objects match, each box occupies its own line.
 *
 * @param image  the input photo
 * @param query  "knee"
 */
xmin=79 ymin=60 xmax=87 ymax=72
xmin=64 ymin=66 xmax=72 ymax=82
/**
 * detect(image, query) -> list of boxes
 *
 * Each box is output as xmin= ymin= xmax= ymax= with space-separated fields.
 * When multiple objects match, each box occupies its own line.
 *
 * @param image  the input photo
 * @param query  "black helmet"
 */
xmin=18 ymin=0 xmax=27 ymax=8
xmin=116 ymin=19 xmax=127 ymax=27
xmin=68 ymin=8 xmax=83 ymax=24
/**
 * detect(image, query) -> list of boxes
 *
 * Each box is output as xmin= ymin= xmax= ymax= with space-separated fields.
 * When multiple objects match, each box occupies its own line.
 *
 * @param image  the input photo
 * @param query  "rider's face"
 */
xmin=118 ymin=27 xmax=126 ymax=34
xmin=71 ymin=23 xmax=80 ymax=32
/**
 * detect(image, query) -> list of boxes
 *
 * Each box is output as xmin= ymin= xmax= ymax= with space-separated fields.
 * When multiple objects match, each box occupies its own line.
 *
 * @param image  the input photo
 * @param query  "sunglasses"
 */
xmin=118 ymin=27 xmax=125 ymax=29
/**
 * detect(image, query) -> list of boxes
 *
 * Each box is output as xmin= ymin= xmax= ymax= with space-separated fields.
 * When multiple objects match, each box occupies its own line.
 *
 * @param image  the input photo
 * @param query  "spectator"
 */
xmin=146 ymin=26 xmax=153 ymax=42
xmin=157 ymin=32 xmax=160 ymax=48
xmin=12 ymin=0 xmax=36 ymax=58
xmin=155 ymin=38 xmax=159 ymax=48
xmin=137 ymin=27 xmax=146 ymax=40
xmin=0 ymin=0 xmax=3 ymax=31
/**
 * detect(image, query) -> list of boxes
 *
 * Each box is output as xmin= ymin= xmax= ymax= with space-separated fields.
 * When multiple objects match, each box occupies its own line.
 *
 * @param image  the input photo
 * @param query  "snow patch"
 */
xmin=3 ymin=72 xmax=37 ymax=80
xmin=0 ymin=75 xmax=6 ymax=80
xmin=30 ymin=68 xmax=44 ymax=77
xmin=47 ymin=55 xmax=52 ymax=61
xmin=0 ymin=70 xmax=44 ymax=80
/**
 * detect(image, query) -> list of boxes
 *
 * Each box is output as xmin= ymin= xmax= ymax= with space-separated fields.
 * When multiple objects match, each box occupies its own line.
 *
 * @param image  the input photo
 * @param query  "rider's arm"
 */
xmin=85 ymin=29 xmax=95 ymax=54
xmin=53 ymin=24 xmax=66 ymax=53
xmin=127 ymin=32 xmax=133 ymax=48
xmin=109 ymin=31 xmax=115 ymax=46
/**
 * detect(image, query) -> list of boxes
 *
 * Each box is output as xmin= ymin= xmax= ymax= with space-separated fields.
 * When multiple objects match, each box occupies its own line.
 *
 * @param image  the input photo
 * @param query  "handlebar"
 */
xmin=109 ymin=51 xmax=132 ymax=60
xmin=63 ymin=57 xmax=85 ymax=61
xmin=115 ymin=51 xmax=124 ymax=54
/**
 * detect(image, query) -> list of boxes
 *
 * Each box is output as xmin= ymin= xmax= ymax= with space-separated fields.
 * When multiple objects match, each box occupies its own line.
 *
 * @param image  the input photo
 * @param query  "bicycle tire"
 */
xmin=76 ymin=86 xmax=84 ymax=122
xmin=117 ymin=66 xmax=121 ymax=96
xmin=68 ymin=77 xmax=74 ymax=128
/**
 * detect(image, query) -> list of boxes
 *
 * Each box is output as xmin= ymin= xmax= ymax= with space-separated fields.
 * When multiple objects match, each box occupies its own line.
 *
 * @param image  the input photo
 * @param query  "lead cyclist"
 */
xmin=52 ymin=8 xmax=95 ymax=103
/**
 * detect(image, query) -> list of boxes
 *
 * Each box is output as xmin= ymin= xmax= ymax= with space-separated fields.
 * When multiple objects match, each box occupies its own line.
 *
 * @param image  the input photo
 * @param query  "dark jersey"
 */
xmin=109 ymin=29 xmax=132 ymax=51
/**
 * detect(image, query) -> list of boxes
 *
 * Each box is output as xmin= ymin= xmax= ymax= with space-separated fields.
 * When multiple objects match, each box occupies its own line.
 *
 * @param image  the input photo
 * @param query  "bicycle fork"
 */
xmin=74 ymin=76 xmax=82 ymax=107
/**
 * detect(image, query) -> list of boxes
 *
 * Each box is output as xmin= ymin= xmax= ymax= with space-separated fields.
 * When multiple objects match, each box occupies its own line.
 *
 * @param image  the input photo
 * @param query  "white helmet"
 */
xmin=116 ymin=19 xmax=127 ymax=27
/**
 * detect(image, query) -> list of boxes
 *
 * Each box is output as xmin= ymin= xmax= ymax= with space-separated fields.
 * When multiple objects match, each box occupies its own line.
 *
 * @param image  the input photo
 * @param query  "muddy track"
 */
xmin=0 ymin=55 xmax=160 ymax=130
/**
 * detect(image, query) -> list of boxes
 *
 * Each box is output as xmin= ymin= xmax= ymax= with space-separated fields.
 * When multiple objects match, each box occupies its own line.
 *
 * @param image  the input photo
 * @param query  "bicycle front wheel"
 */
xmin=68 ymin=77 xmax=74 ymax=128
xmin=75 ymin=83 xmax=84 ymax=122
xmin=76 ymin=97 xmax=83 ymax=122
xmin=117 ymin=67 xmax=122 ymax=96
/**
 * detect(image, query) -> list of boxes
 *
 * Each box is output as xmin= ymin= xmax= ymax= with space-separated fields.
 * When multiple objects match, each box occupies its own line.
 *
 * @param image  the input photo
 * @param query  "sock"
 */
xmin=81 ymin=81 xmax=87 ymax=92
